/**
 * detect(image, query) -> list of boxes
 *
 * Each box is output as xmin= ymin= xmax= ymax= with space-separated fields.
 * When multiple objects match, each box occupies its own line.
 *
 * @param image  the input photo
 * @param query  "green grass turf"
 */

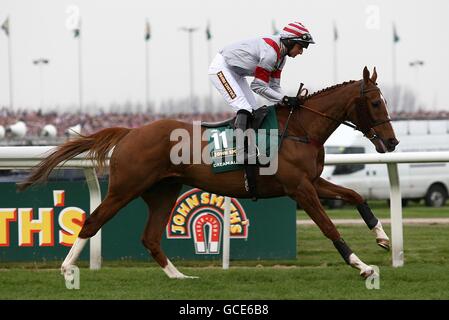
xmin=297 ymin=200 xmax=449 ymax=220
xmin=1 ymin=224 xmax=448 ymax=300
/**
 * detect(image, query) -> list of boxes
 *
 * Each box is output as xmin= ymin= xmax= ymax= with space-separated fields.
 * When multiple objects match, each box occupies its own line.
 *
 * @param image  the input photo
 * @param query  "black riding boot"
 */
xmin=234 ymin=109 xmax=258 ymax=164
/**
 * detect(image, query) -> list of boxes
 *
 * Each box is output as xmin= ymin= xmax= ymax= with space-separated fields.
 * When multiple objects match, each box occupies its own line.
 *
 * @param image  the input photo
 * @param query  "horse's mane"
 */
xmin=305 ymin=80 xmax=358 ymax=101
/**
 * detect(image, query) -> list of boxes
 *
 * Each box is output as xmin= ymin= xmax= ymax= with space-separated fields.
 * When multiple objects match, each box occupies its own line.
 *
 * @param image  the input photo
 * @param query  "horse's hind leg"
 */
xmin=287 ymin=178 xmax=375 ymax=279
xmin=61 ymin=130 xmax=170 ymax=277
xmin=61 ymin=174 xmax=149 ymax=276
xmin=140 ymin=181 xmax=197 ymax=279
xmin=61 ymin=191 xmax=139 ymax=275
xmin=314 ymin=177 xmax=389 ymax=250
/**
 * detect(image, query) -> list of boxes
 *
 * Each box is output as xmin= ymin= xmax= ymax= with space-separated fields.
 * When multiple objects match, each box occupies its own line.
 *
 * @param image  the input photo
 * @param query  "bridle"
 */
xmin=296 ymin=81 xmax=391 ymax=140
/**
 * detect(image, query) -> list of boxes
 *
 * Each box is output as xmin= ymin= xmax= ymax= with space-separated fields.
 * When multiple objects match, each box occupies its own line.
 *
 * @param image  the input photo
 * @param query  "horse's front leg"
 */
xmin=288 ymin=177 xmax=375 ymax=278
xmin=314 ymin=177 xmax=390 ymax=250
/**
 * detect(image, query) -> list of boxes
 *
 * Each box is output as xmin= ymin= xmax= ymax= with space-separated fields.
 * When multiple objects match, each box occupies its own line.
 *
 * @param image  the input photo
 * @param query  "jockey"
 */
xmin=208 ymin=21 xmax=315 ymax=162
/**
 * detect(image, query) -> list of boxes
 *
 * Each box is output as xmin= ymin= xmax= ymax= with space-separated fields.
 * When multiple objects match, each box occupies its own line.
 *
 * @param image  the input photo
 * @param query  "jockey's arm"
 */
xmin=268 ymin=77 xmax=284 ymax=95
xmin=250 ymin=77 xmax=283 ymax=103
xmin=250 ymin=48 xmax=285 ymax=103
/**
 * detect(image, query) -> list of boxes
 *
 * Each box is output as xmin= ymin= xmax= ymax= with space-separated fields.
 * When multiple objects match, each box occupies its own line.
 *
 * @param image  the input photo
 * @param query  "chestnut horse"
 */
xmin=19 ymin=67 xmax=398 ymax=279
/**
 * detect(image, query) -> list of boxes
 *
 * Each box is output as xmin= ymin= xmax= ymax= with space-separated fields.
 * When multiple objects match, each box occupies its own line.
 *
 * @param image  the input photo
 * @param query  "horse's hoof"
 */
xmin=360 ymin=267 xmax=375 ymax=279
xmin=377 ymin=238 xmax=390 ymax=251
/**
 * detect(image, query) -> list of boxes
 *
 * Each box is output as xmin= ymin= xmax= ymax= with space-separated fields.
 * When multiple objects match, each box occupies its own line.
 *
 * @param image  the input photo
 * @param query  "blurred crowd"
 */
xmin=0 ymin=107 xmax=234 ymax=137
xmin=390 ymin=110 xmax=449 ymax=120
xmin=0 ymin=106 xmax=448 ymax=139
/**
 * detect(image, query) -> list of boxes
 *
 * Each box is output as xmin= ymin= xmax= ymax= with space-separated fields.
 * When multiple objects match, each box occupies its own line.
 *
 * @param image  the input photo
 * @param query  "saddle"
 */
xmin=201 ymin=106 xmax=277 ymax=201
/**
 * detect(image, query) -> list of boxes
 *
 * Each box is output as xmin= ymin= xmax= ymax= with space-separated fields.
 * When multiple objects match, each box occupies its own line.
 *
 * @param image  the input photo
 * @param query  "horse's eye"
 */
xmin=372 ymin=100 xmax=381 ymax=108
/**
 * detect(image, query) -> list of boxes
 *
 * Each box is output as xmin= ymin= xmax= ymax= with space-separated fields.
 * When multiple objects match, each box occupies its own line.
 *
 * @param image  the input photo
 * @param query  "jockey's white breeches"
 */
xmin=208 ymin=54 xmax=257 ymax=113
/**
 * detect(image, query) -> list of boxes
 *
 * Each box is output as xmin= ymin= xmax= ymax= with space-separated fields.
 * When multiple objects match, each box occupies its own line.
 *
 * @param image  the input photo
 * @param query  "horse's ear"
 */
xmin=371 ymin=67 xmax=378 ymax=83
xmin=363 ymin=66 xmax=370 ymax=84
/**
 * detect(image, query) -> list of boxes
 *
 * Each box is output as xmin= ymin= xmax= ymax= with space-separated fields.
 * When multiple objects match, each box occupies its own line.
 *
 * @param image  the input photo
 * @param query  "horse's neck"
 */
xmin=297 ymin=82 xmax=359 ymax=144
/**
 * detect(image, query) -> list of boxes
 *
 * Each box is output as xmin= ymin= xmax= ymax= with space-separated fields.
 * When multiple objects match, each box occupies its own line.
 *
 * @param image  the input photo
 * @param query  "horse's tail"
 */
xmin=17 ymin=127 xmax=131 ymax=192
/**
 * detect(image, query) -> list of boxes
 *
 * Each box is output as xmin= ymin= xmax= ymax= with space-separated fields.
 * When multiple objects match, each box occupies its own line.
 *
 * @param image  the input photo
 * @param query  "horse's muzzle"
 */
xmin=386 ymin=138 xmax=399 ymax=152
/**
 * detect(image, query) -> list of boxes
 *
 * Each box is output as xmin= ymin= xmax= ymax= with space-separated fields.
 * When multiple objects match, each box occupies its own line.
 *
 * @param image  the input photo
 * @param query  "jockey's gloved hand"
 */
xmin=282 ymin=96 xmax=300 ymax=108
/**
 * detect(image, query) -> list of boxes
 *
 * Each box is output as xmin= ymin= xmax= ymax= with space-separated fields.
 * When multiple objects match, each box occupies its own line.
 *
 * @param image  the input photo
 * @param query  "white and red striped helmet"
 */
xmin=280 ymin=21 xmax=315 ymax=48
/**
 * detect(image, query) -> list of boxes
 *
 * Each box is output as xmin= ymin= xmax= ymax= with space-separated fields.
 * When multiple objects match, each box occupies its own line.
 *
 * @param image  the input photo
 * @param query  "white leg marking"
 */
xmin=162 ymin=258 xmax=198 ymax=279
xmin=372 ymin=221 xmax=389 ymax=241
xmin=372 ymin=221 xmax=390 ymax=250
xmin=61 ymin=238 xmax=88 ymax=276
xmin=349 ymin=253 xmax=375 ymax=278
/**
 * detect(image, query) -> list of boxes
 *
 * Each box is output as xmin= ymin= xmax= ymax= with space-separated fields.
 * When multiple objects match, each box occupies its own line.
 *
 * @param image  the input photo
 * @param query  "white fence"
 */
xmin=1 ymin=146 xmax=449 ymax=269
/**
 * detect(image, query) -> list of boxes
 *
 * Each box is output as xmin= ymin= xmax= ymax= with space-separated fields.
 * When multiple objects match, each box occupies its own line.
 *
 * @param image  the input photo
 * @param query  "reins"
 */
xmin=297 ymin=104 xmax=358 ymax=131
xmin=279 ymin=80 xmax=391 ymax=148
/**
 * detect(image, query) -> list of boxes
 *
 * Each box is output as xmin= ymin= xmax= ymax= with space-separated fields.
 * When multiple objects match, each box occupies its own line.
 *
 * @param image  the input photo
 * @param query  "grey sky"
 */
xmin=1 ymin=0 xmax=448 ymax=112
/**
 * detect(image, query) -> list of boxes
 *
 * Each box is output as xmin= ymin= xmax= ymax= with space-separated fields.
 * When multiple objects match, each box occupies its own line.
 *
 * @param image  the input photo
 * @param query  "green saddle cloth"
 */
xmin=206 ymin=105 xmax=279 ymax=174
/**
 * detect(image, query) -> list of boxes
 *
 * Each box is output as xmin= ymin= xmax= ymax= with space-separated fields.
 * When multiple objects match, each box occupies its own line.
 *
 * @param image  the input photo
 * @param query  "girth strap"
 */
xmin=244 ymin=166 xmax=258 ymax=201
